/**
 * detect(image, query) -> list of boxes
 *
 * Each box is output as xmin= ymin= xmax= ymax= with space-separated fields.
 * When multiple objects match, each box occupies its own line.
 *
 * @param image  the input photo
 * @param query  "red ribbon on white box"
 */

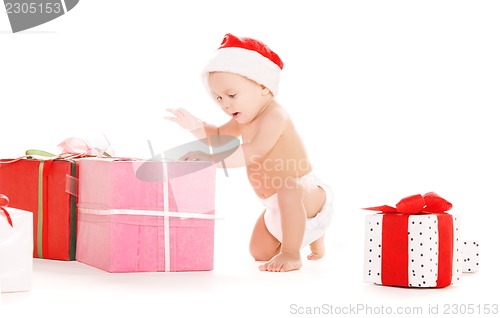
xmin=362 ymin=192 xmax=458 ymax=287
xmin=0 ymin=194 xmax=13 ymax=227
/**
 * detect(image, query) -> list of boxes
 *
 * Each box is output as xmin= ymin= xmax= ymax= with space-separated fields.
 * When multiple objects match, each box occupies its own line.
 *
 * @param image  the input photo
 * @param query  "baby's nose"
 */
xmin=220 ymin=99 xmax=231 ymax=109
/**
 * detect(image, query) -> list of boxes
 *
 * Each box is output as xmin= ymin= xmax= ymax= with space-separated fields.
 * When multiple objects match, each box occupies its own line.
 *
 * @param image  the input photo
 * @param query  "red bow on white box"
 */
xmin=363 ymin=192 xmax=452 ymax=214
xmin=0 ymin=193 xmax=13 ymax=227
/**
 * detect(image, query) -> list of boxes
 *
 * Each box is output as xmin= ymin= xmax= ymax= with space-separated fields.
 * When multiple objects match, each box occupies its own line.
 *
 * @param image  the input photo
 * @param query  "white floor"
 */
xmin=0 ymin=194 xmax=494 ymax=318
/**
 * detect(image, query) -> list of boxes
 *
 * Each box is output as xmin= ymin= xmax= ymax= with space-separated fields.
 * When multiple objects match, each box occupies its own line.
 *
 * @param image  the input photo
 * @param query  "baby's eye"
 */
xmin=228 ymin=94 xmax=237 ymax=98
xmin=215 ymin=96 xmax=222 ymax=102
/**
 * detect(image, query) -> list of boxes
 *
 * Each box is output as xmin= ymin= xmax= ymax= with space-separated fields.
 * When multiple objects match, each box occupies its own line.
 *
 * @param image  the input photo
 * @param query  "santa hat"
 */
xmin=202 ymin=33 xmax=284 ymax=96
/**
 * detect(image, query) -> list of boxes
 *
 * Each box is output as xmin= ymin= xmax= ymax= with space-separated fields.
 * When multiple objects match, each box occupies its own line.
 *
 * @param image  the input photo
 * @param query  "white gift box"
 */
xmin=0 ymin=207 xmax=33 ymax=293
xmin=364 ymin=213 xmax=462 ymax=288
xmin=462 ymin=240 xmax=480 ymax=273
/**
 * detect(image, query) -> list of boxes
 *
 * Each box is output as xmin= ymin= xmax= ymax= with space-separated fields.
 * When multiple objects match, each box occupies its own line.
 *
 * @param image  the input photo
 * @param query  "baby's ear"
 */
xmin=260 ymin=85 xmax=271 ymax=96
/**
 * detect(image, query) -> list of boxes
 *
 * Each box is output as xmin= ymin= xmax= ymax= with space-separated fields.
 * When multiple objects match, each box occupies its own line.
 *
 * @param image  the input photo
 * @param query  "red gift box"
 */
xmin=0 ymin=158 xmax=78 ymax=260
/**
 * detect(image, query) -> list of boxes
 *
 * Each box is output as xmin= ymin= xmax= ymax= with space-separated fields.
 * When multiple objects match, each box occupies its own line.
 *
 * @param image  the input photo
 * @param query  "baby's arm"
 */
xmin=169 ymin=106 xmax=286 ymax=167
xmin=165 ymin=108 xmax=210 ymax=140
xmin=212 ymin=107 xmax=287 ymax=167
xmin=166 ymin=108 xmax=240 ymax=144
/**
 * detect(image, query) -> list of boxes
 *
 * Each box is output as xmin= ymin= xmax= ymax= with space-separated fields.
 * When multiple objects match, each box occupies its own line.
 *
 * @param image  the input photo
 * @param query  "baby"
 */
xmin=166 ymin=33 xmax=333 ymax=272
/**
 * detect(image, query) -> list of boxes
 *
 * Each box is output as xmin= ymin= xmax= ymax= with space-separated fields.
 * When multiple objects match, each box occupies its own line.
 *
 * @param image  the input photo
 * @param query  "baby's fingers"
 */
xmin=165 ymin=108 xmax=183 ymax=117
xmin=177 ymin=108 xmax=193 ymax=117
xmin=164 ymin=116 xmax=178 ymax=122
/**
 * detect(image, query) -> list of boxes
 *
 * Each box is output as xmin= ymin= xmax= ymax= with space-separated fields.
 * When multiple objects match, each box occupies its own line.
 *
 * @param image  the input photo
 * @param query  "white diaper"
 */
xmin=261 ymin=172 xmax=334 ymax=249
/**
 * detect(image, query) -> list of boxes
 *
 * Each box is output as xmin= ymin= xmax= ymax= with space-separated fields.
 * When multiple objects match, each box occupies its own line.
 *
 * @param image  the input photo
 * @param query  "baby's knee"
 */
xmin=249 ymin=244 xmax=278 ymax=261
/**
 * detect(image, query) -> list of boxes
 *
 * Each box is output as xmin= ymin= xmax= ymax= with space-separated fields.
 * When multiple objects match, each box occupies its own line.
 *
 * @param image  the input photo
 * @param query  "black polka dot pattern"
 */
xmin=408 ymin=215 xmax=439 ymax=287
xmin=364 ymin=215 xmax=383 ymax=285
xmin=451 ymin=216 xmax=462 ymax=285
xmin=461 ymin=240 xmax=480 ymax=273
xmin=364 ymin=214 xmax=462 ymax=288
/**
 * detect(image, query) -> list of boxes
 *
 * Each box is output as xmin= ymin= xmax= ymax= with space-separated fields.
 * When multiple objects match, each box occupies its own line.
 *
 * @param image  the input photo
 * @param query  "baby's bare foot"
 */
xmin=259 ymin=250 xmax=302 ymax=272
xmin=307 ymin=235 xmax=325 ymax=260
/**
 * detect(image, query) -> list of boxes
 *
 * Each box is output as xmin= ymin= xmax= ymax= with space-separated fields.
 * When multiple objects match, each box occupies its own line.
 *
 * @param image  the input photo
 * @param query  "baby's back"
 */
xmin=243 ymin=103 xmax=312 ymax=199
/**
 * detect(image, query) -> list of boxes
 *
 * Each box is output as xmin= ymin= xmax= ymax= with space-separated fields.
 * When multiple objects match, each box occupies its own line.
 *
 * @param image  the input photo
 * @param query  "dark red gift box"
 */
xmin=0 ymin=158 xmax=78 ymax=260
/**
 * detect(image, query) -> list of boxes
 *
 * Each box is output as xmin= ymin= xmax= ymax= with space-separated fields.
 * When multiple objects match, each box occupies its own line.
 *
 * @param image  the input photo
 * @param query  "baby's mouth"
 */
xmin=232 ymin=112 xmax=240 ymax=119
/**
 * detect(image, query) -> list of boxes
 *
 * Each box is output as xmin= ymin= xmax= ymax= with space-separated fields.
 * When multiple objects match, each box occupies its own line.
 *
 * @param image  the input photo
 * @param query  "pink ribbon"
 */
xmin=0 ymin=194 xmax=13 ymax=227
xmin=1 ymin=137 xmax=111 ymax=167
xmin=57 ymin=137 xmax=110 ymax=158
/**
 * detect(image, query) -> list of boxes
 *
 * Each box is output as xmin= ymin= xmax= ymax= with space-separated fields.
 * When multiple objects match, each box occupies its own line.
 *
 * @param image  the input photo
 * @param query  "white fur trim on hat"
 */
xmin=202 ymin=47 xmax=282 ymax=96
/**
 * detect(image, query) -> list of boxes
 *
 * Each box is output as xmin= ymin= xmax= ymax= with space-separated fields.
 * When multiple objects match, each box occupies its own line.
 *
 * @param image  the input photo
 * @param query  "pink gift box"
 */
xmin=75 ymin=158 xmax=216 ymax=272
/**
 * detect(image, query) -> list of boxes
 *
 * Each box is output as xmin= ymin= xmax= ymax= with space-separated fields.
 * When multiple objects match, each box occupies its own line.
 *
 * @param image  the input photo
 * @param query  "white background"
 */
xmin=1 ymin=1 xmax=499 ymax=317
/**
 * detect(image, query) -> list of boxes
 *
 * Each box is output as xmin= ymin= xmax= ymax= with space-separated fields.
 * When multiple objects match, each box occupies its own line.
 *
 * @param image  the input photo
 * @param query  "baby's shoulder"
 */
xmin=260 ymin=103 xmax=289 ymax=125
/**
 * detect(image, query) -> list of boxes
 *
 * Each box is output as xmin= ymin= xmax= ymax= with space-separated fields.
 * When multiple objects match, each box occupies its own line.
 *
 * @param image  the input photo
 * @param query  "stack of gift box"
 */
xmin=0 ymin=143 xmax=217 ymax=293
xmin=0 ymin=141 xmax=482 ymax=293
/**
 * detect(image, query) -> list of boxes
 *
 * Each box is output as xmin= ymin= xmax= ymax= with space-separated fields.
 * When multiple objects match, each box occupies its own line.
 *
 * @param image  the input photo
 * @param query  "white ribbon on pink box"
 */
xmin=76 ymin=157 xmax=217 ymax=272
xmin=160 ymin=160 xmax=217 ymax=271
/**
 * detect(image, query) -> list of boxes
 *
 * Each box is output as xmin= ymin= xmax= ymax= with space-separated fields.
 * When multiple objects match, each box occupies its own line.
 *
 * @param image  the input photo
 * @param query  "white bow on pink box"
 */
xmin=56 ymin=136 xmax=112 ymax=158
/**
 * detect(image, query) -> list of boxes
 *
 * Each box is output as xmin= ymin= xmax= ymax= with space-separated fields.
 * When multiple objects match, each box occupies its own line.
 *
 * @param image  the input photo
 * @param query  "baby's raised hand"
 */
xmin=165 ymin=108 xmax=203 ymax=132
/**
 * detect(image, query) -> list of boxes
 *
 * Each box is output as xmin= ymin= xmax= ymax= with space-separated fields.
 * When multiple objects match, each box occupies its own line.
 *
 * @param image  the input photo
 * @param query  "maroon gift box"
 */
xmin=0 ymin=158 xmax=78 ymax=260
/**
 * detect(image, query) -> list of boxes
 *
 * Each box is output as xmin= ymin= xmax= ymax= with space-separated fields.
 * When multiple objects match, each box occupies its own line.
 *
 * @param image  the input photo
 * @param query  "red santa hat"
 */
xmin=202 ymin=33 xmax=284 ymax=96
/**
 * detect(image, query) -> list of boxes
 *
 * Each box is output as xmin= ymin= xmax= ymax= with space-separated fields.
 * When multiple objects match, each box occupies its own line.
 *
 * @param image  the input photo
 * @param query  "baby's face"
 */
xmin=208 ymin=72 xmax=270 ymax=124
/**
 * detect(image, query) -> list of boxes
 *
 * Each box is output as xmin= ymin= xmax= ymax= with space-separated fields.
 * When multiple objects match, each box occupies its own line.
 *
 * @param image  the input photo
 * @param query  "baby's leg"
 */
xmin=307 ymin=235 xmax=325 ymax=260
xmin=259 ymin=178 xmax=327 ymax=271
xmin=259 ymin=181 xmax=306 ymax=272
xmin=304 ymin=183 xmax=327 ymax=260
xmin=249 ymin=210 xmax=281 ymax=261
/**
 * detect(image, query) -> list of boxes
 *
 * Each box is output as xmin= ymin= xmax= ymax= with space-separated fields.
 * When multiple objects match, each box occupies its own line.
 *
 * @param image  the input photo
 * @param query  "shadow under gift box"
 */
xmin=0 ymin=158 xmax=78 ymax=260
xmin=75 ymin=158 xmax=216 ymax=272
